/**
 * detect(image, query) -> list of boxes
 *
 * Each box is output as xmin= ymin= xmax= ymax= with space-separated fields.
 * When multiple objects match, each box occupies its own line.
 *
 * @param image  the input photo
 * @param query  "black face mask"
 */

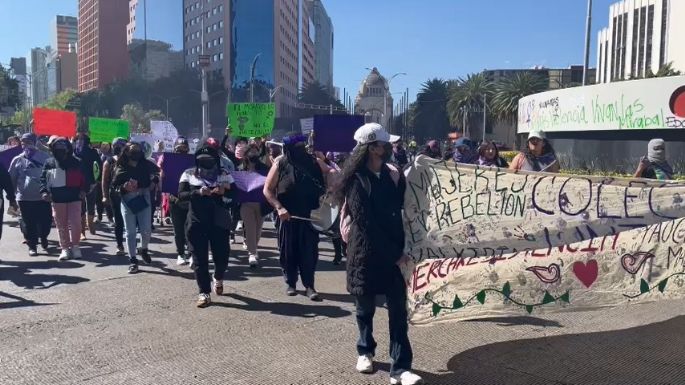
xmin=198 ymin=159 xmax=216 ymax=170
xmin=129 ymin=151 xmax=143 ymax=161
xmin=53 ymin=150 xmax=68 ymax=160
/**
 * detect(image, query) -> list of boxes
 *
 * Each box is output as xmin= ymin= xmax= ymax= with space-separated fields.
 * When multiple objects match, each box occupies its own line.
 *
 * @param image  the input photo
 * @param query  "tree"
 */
xmin=42 ymin=90 xmax=79 ymax=111
xmin=0 ymin=64 xmax=20 ymax=110
xmin=413 ymin=79 xmax=450 ymax=143
xmin=446 ymin=74 xmax=492 ymax=139
xmin=9 ymin=108 xmax=32 ymax=131
xmin=652 ymin=62 xmax=682 ymax=78
xmin=490 ymin=72 xmax=547 ymax=146
xmin=120 ymin=103 xmax=165 ymax=133
xmin=295 ymin=81 xmax=346 ymax=118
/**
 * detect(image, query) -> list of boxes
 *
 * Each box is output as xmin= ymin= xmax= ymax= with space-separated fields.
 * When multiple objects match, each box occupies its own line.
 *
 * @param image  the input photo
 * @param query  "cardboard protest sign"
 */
xmin=227 ymin=103 xmax=275 ymax=138
xmin=33 ymin=108 xmax=77 ymax=137
xmin=89 ymin=118 xmax=130 ymax=144
xmin=150 ymin=121 xmax=179 ymax=152
xmin=312 ymin=115 xmax=364 ymax=153
xmin=232 ymin=171 xmax=267 ymax=203
xmin=402 ymin=156 xmax=685 ymax=324
xmin=159 ymin=152 xmax=194 ymax=194
xmin=130 ymin=134 xmax=155 ymax=151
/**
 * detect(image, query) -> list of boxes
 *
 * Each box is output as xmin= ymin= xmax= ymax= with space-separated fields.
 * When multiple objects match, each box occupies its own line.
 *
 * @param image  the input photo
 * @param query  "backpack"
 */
xmin=339 ymin=163 xmax=400 ymax=243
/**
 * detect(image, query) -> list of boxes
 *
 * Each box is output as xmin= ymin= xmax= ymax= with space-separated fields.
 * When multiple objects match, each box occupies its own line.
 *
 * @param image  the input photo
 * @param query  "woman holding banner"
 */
xmin=102 ymin=138 xmax=128 ymax=255
xmin=263 ymin=133 xmax=329 ymax=300
xmin=111 ymin=142 xmax=160 ymax=274
xmin=236 ymin=143 xmax=270 ymax=268
xmin=510 ymin=130 xmax=560 ymax=173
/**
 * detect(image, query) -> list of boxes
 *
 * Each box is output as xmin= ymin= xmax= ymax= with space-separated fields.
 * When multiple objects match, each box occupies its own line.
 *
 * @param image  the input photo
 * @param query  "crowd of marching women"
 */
xmin=2 ymin=123 xmax=677 ymax=385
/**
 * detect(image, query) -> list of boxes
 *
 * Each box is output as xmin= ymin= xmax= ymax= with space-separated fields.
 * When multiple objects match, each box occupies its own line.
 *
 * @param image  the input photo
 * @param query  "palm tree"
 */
xmin=447 ymin=73 xmax=492 ymax=138
xmin=413 ymin=78 xmax=450 ymax=142
xmin=490 ymin=72 xmax=547 ymax=146
xmin=296 ymin=81 xmax=346 ymax=118
xmin=654 ymin=62 xmax=682 ymax=78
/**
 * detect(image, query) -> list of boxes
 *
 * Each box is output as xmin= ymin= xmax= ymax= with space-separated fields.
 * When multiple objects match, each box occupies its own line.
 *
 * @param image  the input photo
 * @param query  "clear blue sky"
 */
xmin=1 ymin=0 xmax=615 ymax=102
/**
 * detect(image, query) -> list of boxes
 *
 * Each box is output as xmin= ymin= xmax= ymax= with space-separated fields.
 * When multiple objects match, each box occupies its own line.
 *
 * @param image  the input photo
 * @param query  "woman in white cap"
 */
xmin=510 ymin=130 xmax=559 ymax=173
xmin=634 ymin=138 xmax=674 ymax=180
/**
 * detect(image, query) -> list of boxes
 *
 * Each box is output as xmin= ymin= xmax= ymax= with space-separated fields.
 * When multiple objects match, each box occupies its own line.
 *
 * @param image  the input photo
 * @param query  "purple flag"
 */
xmin=0 ymin=146 xmax=22 ymax=169
xmin=232 ymin=170 xmax=266 ymax=203
xmin=312 ymin=115 xmax=364 ymax=153
xmin=159 ymin=152 xmax=195 ymax=194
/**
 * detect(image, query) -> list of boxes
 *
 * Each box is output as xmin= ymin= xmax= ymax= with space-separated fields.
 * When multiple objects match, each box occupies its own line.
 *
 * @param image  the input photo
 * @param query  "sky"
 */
xmin=0 ymin=0 xmax=615 ymax=102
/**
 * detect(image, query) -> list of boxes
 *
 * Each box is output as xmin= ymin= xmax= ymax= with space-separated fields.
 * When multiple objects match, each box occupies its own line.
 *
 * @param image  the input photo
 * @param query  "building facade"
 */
xmin=182 ymin=0 xmax=320 ymax=117
xmin=129 ymin=39 xmax=184 ymax=81
xmin=596 ymin=0 xmax=685 ymax=83
xmin=354 ymin=67 xmax=393 ymax=129
xmin=52 ymin=15 xmax=78 ymax=56
xmin=128 ymin=0 xmax=183 ymax=48
xmin=78 ymin=0 xmax=129 ymax=92
xmin=47 ymin=49 xmax=78 ymax=99
xmin=306 ymin=0 xmax=333 ymax=95
xmin=31 ymin=47 xmax=51 ymax=106
xmin=10 ymin=58 xmax=28 ymax=108
xmin=483 ymin=66 xmax=596 ymax=89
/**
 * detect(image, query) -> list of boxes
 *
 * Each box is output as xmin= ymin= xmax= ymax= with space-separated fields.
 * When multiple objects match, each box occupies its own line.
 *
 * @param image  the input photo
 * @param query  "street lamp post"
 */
xmin=151 ymin=95 xmax=183 ymax=120
xmin=250 ymin=53 xmax=262 ymax=103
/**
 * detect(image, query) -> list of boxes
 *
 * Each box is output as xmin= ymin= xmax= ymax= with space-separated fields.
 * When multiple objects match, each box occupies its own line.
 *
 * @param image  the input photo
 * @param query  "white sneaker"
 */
xmin=390 ymin=371 xmax=424 ymax=385
xmin=28 ymin=249 xmax=38 ymax=257
xmin=356 ymin=354 xmax=374 ymax=374
xmin=242 ymin=242 xmax=248 ymax=251
xmin=189 ymin=256 xmax=197 ymax=270
xmin=177 ymin=255 xmax=188 ymax=265
xmin=58 ymin=249 xmax=70 ymax=261
xmin=70 ymin=247 xmax=82 ymax=259
xmin=248 ymin=254 xmax=258 ymax=268
xmin=236 ymin=221 xmax=243 ymax=231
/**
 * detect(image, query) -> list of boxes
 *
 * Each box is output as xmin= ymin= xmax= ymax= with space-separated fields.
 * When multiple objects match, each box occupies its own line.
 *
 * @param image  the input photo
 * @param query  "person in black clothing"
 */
xmin=337 ymin=123 xmax=423 ymax=385
xmin=73 ymin=133 xmax=102 ymax=238
xmin=263 ymin=132 xmax=329 ymax=300
xmin=102 ymin=137 xmax=128 ymax=255
xmin=178 ymin=145 xmax=235 ymax=308
xmin=160 ymin=137 xmax=192 ymax=266
xmin=392 ymin=141 xmax=409 ymax=169
xmin=0 ymin=165 xmax=18 ymax=242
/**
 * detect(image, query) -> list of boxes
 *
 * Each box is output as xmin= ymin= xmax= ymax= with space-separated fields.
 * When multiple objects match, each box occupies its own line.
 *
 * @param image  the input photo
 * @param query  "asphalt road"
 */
xmin=1 ymin=216 xmax=684 ymax=385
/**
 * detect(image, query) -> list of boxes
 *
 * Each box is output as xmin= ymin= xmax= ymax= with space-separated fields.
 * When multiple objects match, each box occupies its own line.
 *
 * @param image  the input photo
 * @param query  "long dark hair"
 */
xmin=241 ymin=143 xmax=266 ymax=170
xmin=522 ymin=139 xmax=554 ymax=158
xmin=116 ymin=143 xmax=141 ymax=168
xmin=334 ymin=143 xmax=370 ymax=204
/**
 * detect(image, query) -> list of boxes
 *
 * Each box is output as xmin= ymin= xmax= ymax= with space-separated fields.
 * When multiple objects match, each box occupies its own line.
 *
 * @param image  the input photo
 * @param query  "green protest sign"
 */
xmin=88 ymin=118 xmax=130 ymax=144
xmin=227 ymin=103 xmax=275 ymax=137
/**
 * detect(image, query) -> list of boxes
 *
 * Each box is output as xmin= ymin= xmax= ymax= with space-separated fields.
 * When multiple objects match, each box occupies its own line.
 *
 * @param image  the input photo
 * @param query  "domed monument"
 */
xmin=354 ymin=67 xmax=393 ymax=129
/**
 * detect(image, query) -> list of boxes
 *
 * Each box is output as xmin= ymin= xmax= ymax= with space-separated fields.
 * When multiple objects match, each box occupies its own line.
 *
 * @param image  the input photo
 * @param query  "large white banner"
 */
xmin=150 ymin=120 xmax=180 ymax=152
xmin=403 ymin=157 xmax=685 ymax=324
xmin=517 ymin=76 xmax=685 ymax=133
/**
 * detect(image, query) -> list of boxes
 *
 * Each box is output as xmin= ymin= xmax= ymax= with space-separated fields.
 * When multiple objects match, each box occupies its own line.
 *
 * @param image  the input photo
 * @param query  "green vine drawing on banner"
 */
xmin=425 ymin=281 xmax=570 ymax=317
xmin=623 ymin=273 xmax=685 ymax=299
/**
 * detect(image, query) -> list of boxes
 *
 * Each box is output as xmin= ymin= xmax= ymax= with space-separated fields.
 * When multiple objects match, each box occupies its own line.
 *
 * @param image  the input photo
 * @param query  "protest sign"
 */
xmin=150 ymin=121 xmax=179 ymax=152
xmin=300 ymin=118 xmax=314 ymax=135
xmin=312 ymin=115 xmax=364 ymax=153
xmin=130 ymin=134 xmax=155 ymax=152
xmin=89 ymin=118 xmax=130 ymax=144
xmin=402 ymin=156 xmax=685 ymax=324
xmin=33 ymin=108 xmax=77 ymax=137
xmin=159 ymin=152 xmax=194 ymax=194
xmin=0 ymin=146 xmax=22 ymax=168
xmin=232 ymin=171 xmax=267 ymax=203
xmin=227 ymin=103 xmax=275 ymax=138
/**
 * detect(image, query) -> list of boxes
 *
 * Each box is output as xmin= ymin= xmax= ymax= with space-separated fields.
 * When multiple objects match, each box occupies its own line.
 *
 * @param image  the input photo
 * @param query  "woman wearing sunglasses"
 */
xmin=510 ymin=130 xmax=559 ymax=173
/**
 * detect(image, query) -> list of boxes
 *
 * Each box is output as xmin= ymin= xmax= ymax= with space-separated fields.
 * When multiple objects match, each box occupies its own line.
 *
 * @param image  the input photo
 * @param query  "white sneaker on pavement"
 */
xmin=236 ymin=220 xmax=243 ymax=231
xmin=177 ymin=255 xmax=188 ymax=265
xmin=58 ymin=249 xmax=70 ymax=261
xmin=71 ymin=247 xmax=82 ymax=259
xmin=189 ymin=256 xmax=197 ymax=270
xmin=356 ymin=354 xmax=374 ymax=374
xmin=390 ymin=371 xmax=424 ymax=385
xmin=248 ymin=254 xmax=258 ymax=268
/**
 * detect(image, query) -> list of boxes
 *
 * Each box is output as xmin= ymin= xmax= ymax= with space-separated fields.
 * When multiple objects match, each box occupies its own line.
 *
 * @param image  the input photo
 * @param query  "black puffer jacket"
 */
xmin=345 ymin=165 xmax=406 ymax=296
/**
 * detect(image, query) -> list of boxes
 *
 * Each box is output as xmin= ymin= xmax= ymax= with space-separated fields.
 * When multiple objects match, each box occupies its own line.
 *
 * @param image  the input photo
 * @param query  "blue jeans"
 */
xmin=355 ymin=268 xmax=412 ymax=377
xmin=120 ymin=190 xmax=152 ymax=264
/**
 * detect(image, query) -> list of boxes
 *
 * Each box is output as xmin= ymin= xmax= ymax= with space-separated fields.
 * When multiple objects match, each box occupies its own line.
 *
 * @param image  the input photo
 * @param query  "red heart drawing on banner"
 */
xmin=572 ymin=260 xmax=598 ymax=288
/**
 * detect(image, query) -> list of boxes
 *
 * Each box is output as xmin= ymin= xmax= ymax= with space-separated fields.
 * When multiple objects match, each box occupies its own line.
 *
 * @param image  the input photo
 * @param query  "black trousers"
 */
xmin=169 ymin=202 xmax=189 ymax=256
xmin=278 ymin=219 xmax=319 ymax=289
xmin=95 ymin=184 xmax=113 ymax=221
xmin=18 ymin=200 xmax=52 ymax=249
xmin=188 ymin=223 xmax=230 ymax=294
xmin=110 ymin=192 xmax=125 ymax=247
xmin=81 ymin=188 xmax=97 ymax=216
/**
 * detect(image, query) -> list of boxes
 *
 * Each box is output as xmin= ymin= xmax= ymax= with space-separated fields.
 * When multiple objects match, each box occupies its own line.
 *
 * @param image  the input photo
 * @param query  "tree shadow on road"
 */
xmin=0 ymin=260 xmax=89 ymax=290
xmin=219 ymin=292 xmax=352 ymax=319
xmin=0 ymin=291 xmax=56 ymax=310
xmin=463 ymin=316 xmax=562 ymax=328
xmin=413 ymin=315 xmax=685 ymax=385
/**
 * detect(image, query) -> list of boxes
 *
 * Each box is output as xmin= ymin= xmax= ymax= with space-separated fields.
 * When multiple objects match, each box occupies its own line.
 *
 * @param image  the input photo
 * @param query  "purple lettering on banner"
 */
xmin=232 ymin=171 xmax=267 ymax=203
xmin=0 ymin=146 xmax=22 ymax=169
xmin=312 ymin=115 xmax=365 ymax=153
xmin=160 ymin=152 xmax=195 ymax=194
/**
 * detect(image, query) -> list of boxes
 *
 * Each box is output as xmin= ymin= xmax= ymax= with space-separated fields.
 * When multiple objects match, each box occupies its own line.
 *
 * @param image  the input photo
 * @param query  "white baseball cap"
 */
xmin=528 ymin=130 xmax=546 ymax=140
xmin=354 ymin=123 xmax=401 ymax=145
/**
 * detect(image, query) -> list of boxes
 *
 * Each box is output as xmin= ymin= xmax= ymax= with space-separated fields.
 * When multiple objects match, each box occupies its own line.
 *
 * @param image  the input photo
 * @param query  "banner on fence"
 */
xmin=89 ymin=118 xmax=130 ymax=144
xmin=159 ymin=152 xmax=194 ymax=194
xmin=403 ymin=156 xmax=685 ymax=324
xmin=33 ymin=108 xmax=77 ymax=137
xmin=227 ymin=103 xmax=275 ymax=138
xmin=150 ymin=121 xmax=179 ymax=152
xmin=312 ymin=115 xmax=364 ymax=153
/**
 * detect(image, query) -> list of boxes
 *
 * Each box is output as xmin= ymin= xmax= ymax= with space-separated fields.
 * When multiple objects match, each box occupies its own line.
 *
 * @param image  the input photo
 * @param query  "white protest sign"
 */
xmin=150 ymin=120 xmax=179 ymax=152
xmin=402 ymin=156 xmax=685 ymax=324
xmin=300 ymin=118 xmax=314 ymax=135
